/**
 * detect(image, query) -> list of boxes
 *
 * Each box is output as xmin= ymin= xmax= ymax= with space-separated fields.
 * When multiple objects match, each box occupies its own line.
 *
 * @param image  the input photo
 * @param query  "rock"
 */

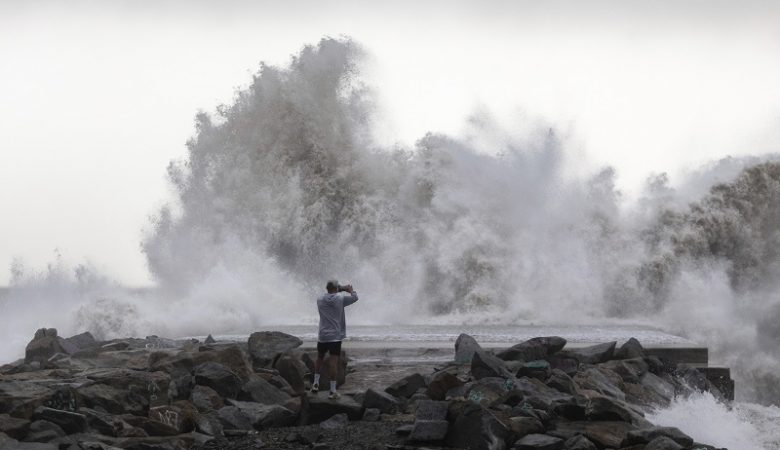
xmin=426 ymin=368 xmax=463 ymax=400
xmin=546 ymin=369 xmax=577 ymax=395
xmin=454 ymin=333 xmax=483 ymax=364
xmin=149 ymin=404 xmax=197 ymax=434
xmin=395 ymin=424 xmax=413 ymax=436
xmin=513 ymin=377 xmax=575 ymax=412
xmin=363 ymin=389 xmax=401 ymax=414
xmin=496 ymin=337 xmax=567 ymax=362
xmin=471 ymin=350 xmax=513 ymax=379
xmin=464 ymin=378 xmax=513 ymax=407
xmin=622 ymin=426 xmax=694 ymax=448
xmin=516 ymin=360 xmax=551 ymax=381
xmin=216 ymin=406 xmax=253 ymax=431
xmin=195 ymin=412 xmax=223 ymax=437
xmin=557 ymin=342 xmax=616 ymax=365
xmin=640 ymin=373 xmax=675 ymax=403
xmin=224 ymin=399 xmax=296 ymax=429
xmin=100 ymin=341 xmax=129 ymax=351
xmin=0 ymin=442 xmax=57 ymax=450
xmin=614 ymin=338 xmax=647 ymax=359
xmin=194 ymin=362 xmax=242 ymax=399
xmin=507 ymin=416 xmax=544 ymax=437
xmin=415 ymin=400 xmax=449 ymax=421
xmin=24 ymin=328 xmax=81 ymax=365
xmin=204 ymin=335 xmax=216 ymax=345
xmin=563 ymin=435 xmax=597 ymax=450
xmin=547 ymin=356 xmax=579 ymax=376
xmin=303 ymin=394 xmax=364 ymax=424
xmin=247 ymin=331 xmax=302 ymax=368
xmin=0 ymin=414 xmax=30 ymax=439
xmin=645 ymin=436 xmax=685 ymax=450
xmin=241 ymin=376 xmax=291 ymax=406
xmin=273 ymin=352 xmax=308 ymax=394
xmin=574 ymin=368 xmax=625 ymax=401
xmin=551 ymin=421 xmax=636 ymax=449
xmin=63 ymin=331 xmax=98 ymax=352
xmin=585 ymin=396 xmax=633 ymax=422
xmin=445 ymin=403 xmax=510 ymax=450
xmin=31 ymin=407 xmax=86 ymax=434
xmin=22 ymin=420 xmax=65 ymax=442
xmin=408 ymin=420 xmax=449 ymax=442
xmin=191 ymin=386 xmax=224 ymax=413
xmin=122 ymin=413 xmax=179 ymax=437
xmin=513 ymin=434 xmax=564 ymax=450
xmin=386 ymin=373 xmax=427 ymax=398
xmin=80 ymin=407 xmax=118 ymax=436
xmin=362 ymin=408 xmax=381 ymax=422
xmin=600 ymin=358 xmax=649 ymax=383
xmin=319 ymin=413 xmax=348 ymax=430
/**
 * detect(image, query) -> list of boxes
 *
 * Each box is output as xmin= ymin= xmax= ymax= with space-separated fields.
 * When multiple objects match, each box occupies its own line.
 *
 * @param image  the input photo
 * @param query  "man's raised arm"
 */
xmin=343 ymin=285 xmax=359 ymax=306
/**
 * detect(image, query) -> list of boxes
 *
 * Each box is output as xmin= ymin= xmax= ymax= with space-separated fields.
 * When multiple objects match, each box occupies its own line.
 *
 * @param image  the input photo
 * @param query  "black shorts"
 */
xmin=317 ymin=341 xmax=342 ymax=357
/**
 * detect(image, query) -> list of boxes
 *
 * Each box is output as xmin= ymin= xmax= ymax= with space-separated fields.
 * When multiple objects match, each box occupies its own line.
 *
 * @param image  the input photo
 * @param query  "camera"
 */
xmin=338 ymin=284 xmax=351 ymax=292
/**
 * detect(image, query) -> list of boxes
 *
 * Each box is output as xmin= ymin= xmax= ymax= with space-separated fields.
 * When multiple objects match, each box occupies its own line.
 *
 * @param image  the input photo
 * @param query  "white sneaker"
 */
xmin=328 ymin=391 xmax=340 ymax=400
xmin=310 ymin=383 xmax=319 ymax=394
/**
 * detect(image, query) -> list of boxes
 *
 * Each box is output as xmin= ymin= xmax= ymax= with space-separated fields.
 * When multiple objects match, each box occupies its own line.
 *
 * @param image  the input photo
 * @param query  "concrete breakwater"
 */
xmin=0 ymin=327 xmax=733 ymax=449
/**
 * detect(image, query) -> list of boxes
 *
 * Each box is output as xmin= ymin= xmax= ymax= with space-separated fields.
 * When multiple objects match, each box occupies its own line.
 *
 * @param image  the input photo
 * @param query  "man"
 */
xmin=312 ymin=279 xmax=358 ymax=399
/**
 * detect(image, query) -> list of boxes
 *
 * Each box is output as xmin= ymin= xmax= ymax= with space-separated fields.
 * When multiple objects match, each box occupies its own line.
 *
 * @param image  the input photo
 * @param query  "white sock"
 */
xmin=330 ymin=381 xmax=337 ymax=393
xmin=314 ymin=374 xmax=320 ymax=385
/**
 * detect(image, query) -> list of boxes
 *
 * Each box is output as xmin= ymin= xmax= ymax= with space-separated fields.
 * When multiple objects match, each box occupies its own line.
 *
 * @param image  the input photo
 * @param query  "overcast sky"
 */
xmin=1 ymin=0 xmax=780 ymax=286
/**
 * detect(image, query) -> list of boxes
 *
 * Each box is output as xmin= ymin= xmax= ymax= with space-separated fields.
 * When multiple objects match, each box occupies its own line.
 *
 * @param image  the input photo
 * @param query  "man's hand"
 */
xmin=346 ymin=284 xmax=354 ymax=294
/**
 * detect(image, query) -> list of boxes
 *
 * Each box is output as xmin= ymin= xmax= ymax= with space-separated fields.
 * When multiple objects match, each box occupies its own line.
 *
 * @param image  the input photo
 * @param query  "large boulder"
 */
xmin=23 ymin=419 xmax=65 ymax=443
xmin=224 ymin=399 xmax=296 ymax=430
xmin=426 ymin=368 xmax=463 ymax=401
xmin=415 ymin=400 xmax=449 ymax=421
xmin=614 ymin=338 xmax=647 ymax=360
xmin=31 ymin=407 xmax=86 ymax=434
xmin=408 ymin=420 xmax=449 ymax=442
xmin=600 ymin=358 xmax=649 ymax=383
xmin=471 ymin=350 xmax=513 ymax=380
xmin=551 ymin=421 xmax=636 ymax=449
xmin=585 ymin=396 xmax=633 ymax=422
xmin=77 ymin=368 xmax=170 ymax=415
xmin=24 ymin=329 xmax=79 ymax=365
xmin=513 ymin=377 xmax=575 ymax=412
xmin=639 ymin=373 xmax=675 ymax=404
xmin=247 ymin=332 xmax=302 ymax=368
xmin=302 ymin=394 xmax=363 ymax=424
xmin=546 ymin=369 xmax=578 ymax=395
xmin=386 ymin=373 xmax=427 ymax=398
xmin=574 ymin=368 xmax=625 ymax=401
xmin=0 ymin=382 xmax=55 ymax=419
xmin=496 ymin=337 xmax=567 ymax=362
xmin=645 ymin=436 xmax=685 ymax=450
xmin=454 ymin=334 xmax=483 ymax=364
xmin=362 ymin=389 xmax=401 ymax=414
xmin=557 ymin=342 xmax=616 ymax=365
xmin=241 ymin=375 xmax=291 ymax=406
xmin=622 ymin=426 xmax=694 ymax=448
xmin=0 ymin=414 xmax=30 ymax=439
xmin=563 ymin=435 xmax=597 ymax=450
xmin=273 ymin=351 xmax=308 ymax=394
xmin=194 ymin=362 xmax=242 ymax=400
xmin=513 ymin=433 xmax=564 ymax=450
xmin=191 ymin=386 xmax=224 ymax=413
xmin=445 ymin=403 xmax=510 ymax=450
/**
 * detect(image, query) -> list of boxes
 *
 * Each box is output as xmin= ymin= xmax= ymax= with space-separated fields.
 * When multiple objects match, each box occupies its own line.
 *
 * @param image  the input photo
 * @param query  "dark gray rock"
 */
xmin=386 ymin=373 xmax=427 ymax=398
xmin=465 ymin=377 xmax=513 ymax=407
xmin=204 ymin=335 xmax=216 ymax=345
xmin=645 ymin=436 xmax=684 ymax=450
xmin=25 ymin=329 xmax=74 ymax=365
xmin=600 ymin=358 xmax=649 ymax=383
xmin=614 ymin=338 xmax=646 ymax=359
xmin=191 ymin=385 xmax=224 ymax=413
xmin=0 ymin=414 xmax=30 ymax=439
xmin=574 ymin=368 xmax=626 ymax=401
xmin=426 ymin=369 xmax=463 ymax=400
xmin=563 ymin=435 xmax=597 ymax=450
xmin=194 ymin=362 xmax=242 ymax=399
xmin=303 ymin=394 xmax=364 ymax=424
xmin=31 ymin=407 xmax=86 ymax=434
xmin=472 ymin=350 xmax=513 ymax=379
xmin=585 ymin=396 xmax=633 ymax=422
xmin=445 ymin=403 xmax=510 ymax=450
xmin=496 ymin=337 xmax=567 ymax=362
xmin=640 ymin=373 xmax=675 ymax=403
xmin=415 ymin=400 xmax=449 ymax=421
xmin=513 ymin=377 xmax=575 ymax=412
xmin=516 ymin=360 xmax=551 ymax=381
xmin=395 ymin=424 xmax=413 ymax=436
xmin=557 ymin=342 xmax=616 ymax=364
xmin=319 ymin=413 xmax=348 ymax=430
xmin=507 ymin=416 xmax=544 ymax=438
xmin=224 ymin=399 xmax=296 ymax=429
xmin=0 ymin=441 xmax=58 ymax=450
xmin=80 ymin=407 xmax=118 ymax=436
xmin=195 ymin=412 xmax=223 ymax=437
xmin=363 ymin=389 xmax=401 ymax=414
xmin=408 ymin=420 xmax=448 ymax=442
xmin=216 ymin=406 xmax=253 ymax=431
xmin=247 ymin=331 xmax=302 ymax=368
xmin=622 ymin=426 xmax=694 ymax=448
xmin=550 ymin=421 xmax=636 ymax=449
xmin=455 ymin=334 xmax=483 ymax=364
xmin=546 ymin=369 xmax=577 ymax=395
xmin=63 ymin=332 xmax=98 ymax=352
xmin=241 ymin=376 xmax=291 ymax=405
xmin=273 ymin=352 xmax=307 ymax=395
xmin=513 ymin=433 xmax=564 ymax=450
xmin=547 ymin=356 xmax=579 ymax=376
xmin=362 ymin=408 xmax=381 ymax=422
xmin=22 ymin=420 xmax=65 ymax=443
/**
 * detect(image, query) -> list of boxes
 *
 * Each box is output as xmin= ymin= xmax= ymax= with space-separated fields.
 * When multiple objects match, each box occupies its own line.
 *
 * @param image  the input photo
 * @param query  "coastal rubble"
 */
xmin=0 ymin=328 xmax=733 ymax=449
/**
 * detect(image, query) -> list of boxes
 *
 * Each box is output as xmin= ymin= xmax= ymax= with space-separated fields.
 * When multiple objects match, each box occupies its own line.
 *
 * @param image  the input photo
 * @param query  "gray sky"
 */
xmin=2 ymin=0 xmax=780 ymax=285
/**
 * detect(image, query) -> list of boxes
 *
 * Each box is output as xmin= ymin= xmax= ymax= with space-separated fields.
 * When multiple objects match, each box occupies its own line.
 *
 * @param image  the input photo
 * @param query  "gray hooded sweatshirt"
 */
xmin=316 ymin=291 xmax=359 ymax=342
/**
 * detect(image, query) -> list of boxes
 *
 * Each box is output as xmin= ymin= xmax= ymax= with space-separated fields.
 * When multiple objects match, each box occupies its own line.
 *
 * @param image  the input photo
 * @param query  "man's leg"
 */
xmin=328 ymin=341 xmax=342 ymax=398
xmin=312 ymin=342 xmax=326 ymax=393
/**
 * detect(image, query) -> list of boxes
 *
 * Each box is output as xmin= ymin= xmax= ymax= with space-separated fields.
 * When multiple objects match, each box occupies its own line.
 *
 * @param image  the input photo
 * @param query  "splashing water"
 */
xmin=3 ymin=37 xmax=780 ymax=413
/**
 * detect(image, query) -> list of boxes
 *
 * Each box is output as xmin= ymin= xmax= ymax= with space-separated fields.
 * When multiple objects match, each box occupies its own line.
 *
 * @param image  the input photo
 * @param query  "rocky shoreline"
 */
xmin=0 ymin=328 xmax=732 ymax=449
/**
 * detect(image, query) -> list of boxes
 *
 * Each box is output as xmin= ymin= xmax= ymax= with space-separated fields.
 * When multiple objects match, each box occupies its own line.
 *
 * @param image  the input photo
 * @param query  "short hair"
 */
xmin=326 ymin=279 xmax=339 ymax=291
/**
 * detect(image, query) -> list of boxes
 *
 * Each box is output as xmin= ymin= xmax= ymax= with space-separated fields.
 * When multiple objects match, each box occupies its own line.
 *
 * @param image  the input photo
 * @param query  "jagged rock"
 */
xmin=563 ymin=435 xmax=597 ymax=450
xmin=426 ymin=368 xmax=463 ymax=400
xmin=241 ymin=376 xmax=291 ymax=406
xmin=622 ymin=426 xmax=694 ymax=448
xmin=464 ymin=377 xmax=513 ymax=407
xmin=363 ymin=389 xmax=401 ymax=414
xmin=194 ymin=362 xmax=242 ymax=399
xmin=0 ymin=414 xmax=30 ymax=439
xmin=513 ymin=377 xmax=575 ymax=412
xmin=507 ymin=416 xmax=544 ymax=437
xmin=645 ymin=436 xmax=685 ymax=450
xmin=80 ymin=407 xmax=118 ymax=436
xmin=386 ymin=373 xmax=427 ymax=398
xmin=195 ymin=412 xmax=223 ymax=437
xmin=547 ymin=356 xmax=579 ymax=376
xmin=31 ymin=407 xmax=86 ymax=434
xmin=516 ymin=360 xmax=551 ymax=381
xmin=24 ymin=329 xmax=78 ymax=365
xmin=1 ymin=441 xmax=57 ymax=450
xmin=546 ymin=369 xmax=577 ymax=395
xmin=77 ymin=369 xmax=170 ymax=415
xmin=408 ymin=420 xmax=448 ymax=441
xmin=273 ymin=352 xmax=307 ymax=394
xmin=496 ymin=337 xmax=567 ymax=362
xmin=574 ymin=368 xmax=625 ymax=401
xmin=149 ymin=403 xmax=198 ymax=434
xmin=614 ymin=338 xmax=647 ymax=359
xmin=121 ymin=413 xmax=179 ymax=437
xmin=454 ymin=334 xmax=483 ymax=364
xmin=216 ymin=406 xmax=253 ymax=431
xmin=395 ymin=424 xmax=413 ymax=436
xmin=319 ymin=413 xmax=348 ymax=430
xmin=191 ymin=386 xmax=224 ymax=413
xmin=550 ymin=421 xmax=636 ymax=449
xmin=415 ymin=400 xmax=449 ymax=420
xmin=639 ymin=373 xmax=675 ymax=403
xmin=472 ymin=350 xmax=513 ymax=379
xmin=303 ymin=394 xmax=364 ymax=424
xmin=247 ymin=331 xmax=302 ymax=368
xmin=362 ymin=408 xmax=380 ymax=422
xmin=100 ymin=341 xmax=129 ymax=351
xmin=513 ymin=433 xmax=564 ymax=450
xmin=204 ymin=335 xmax=216 ymax=345
xmin=585 ymin=396 xmax=633 ymax=422
xmin=445 ymin=403 xmax=510 ymax=450
xmin=22 ymin=420 xmax=65 ymax=443
xmin=600 ymin=358 xmax=649 ymax=383
xmin=557 ymin=342 xmax=616 ymax=364
xmin=224 ymin=399 xmax=296 ymax=429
